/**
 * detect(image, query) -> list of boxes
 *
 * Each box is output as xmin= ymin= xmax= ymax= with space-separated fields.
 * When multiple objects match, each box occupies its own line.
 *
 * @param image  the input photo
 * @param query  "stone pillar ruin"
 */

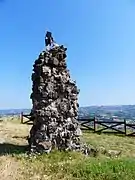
xmin=28 ymin=33 xmax=94 ymax=155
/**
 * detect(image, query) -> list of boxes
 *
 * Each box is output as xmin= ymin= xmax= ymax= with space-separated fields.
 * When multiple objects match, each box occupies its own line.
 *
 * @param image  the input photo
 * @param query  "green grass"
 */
xmin=15 ymin=152 xmax=135 ymax=180
xmin=14 ymin=131 xmax=135 ymax=180
xmin=72 ymin=158 xmax=135 ymax=180
xmin=1 ymin=120 xmax=135 ymax=179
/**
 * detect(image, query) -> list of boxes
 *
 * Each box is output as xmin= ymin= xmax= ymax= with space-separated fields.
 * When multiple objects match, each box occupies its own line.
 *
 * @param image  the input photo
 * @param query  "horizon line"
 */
xmin=0 ymin=104 xmax=135 ymax=110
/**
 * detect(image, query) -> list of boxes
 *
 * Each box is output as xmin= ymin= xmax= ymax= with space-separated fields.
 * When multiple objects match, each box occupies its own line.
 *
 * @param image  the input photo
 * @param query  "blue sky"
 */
xmin=0 ymin=0 xmax=135 ymax=109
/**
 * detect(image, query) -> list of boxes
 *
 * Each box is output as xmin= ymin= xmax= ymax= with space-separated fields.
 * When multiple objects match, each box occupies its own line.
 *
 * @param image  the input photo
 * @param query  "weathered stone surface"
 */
xmin=28 ymin=38 xmax=95 ymax=155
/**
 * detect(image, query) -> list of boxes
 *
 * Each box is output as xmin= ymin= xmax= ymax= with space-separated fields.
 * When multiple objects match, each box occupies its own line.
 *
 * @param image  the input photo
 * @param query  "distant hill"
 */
xmin=0 ymin=105 xmax=135 ymax=120
xmin=79 ymin=105 xmax=135 ymax=119
xmin=0 ymin=109 xmax=30 ymax=116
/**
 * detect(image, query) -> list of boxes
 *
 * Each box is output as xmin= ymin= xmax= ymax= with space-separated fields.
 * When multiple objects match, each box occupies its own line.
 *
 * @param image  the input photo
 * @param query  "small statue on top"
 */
xmin=45 ymin=31 xmax=59 ymax=51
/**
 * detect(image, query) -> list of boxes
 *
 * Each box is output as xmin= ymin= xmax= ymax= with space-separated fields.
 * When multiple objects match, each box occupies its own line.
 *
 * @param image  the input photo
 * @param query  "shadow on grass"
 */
xmin=0 ymin=143 xmax=28 ymax=155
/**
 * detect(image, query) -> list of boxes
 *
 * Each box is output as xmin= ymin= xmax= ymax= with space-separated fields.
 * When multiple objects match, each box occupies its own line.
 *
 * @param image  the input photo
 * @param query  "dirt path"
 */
xmin=0 ymin=156 xmax=21 ymax=180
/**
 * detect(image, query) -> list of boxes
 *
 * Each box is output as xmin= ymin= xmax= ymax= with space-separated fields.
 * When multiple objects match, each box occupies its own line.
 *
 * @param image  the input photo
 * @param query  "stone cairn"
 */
xmin=28 ymin=32 xmax=96 ymax=155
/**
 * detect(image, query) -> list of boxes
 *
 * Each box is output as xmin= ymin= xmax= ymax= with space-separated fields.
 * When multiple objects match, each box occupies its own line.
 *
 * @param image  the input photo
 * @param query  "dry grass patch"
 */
xmin=0 ymin=120 xmax=31 ymax=145
xmin=82 ymin=132 xmax=135 ymax=157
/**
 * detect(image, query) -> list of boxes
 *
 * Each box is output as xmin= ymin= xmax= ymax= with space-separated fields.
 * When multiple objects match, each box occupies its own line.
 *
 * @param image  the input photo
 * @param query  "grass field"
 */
xmin=0 ymin=117 xmax=135 ymax=180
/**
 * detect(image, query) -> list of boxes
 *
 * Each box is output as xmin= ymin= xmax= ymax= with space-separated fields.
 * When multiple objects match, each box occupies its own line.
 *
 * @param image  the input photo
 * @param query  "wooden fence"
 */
xmin=20 ymin=112 xmax=33 ymax=125
xmin=20 ymin=112 xmax=135 ymax=136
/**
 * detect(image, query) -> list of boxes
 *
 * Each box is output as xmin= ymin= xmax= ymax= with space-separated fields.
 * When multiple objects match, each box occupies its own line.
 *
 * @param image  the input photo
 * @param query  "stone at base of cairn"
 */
xmin=28 ymin=45 xmax=97 ymax=156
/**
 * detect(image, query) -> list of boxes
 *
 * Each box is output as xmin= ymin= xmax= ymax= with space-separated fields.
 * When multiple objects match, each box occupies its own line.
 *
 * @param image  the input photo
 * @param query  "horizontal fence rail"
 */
xmin=20 ymin=112 xmax=135 ymax=136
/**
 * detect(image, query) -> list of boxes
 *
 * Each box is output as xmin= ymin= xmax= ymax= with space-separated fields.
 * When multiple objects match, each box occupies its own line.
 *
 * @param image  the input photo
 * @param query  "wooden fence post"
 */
xmin=94 ymin=117 xmax=96 ymax=132
xmin=124 ymin=119 xmax=126 ymax=135
xmin=20 ymin=112 xmax=23 ymax=124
